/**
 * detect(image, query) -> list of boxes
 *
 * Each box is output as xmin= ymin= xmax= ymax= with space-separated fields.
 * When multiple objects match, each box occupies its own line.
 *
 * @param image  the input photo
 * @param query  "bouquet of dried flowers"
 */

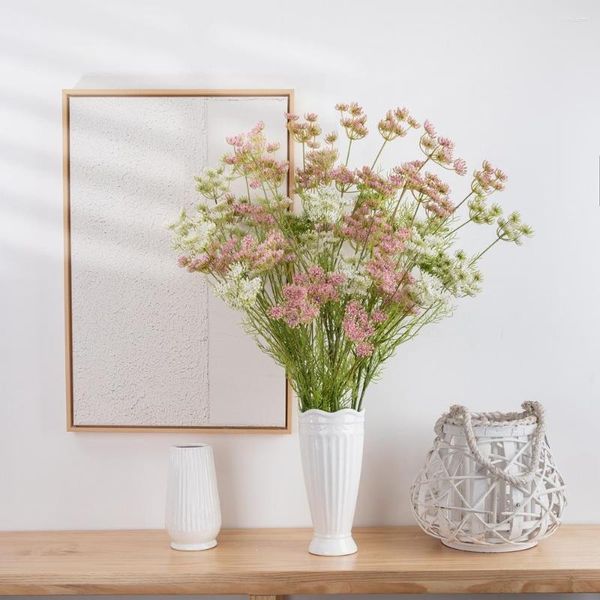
xmin=171 ymin=103 xmax=531 ymax=412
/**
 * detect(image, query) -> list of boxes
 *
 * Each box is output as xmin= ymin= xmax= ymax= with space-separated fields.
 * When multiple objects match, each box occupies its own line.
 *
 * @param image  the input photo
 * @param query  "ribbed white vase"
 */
xmin=298 ymin=408 xmax=365 ymax=556
xmin=165 ymin=444 xmax=221 ymax=551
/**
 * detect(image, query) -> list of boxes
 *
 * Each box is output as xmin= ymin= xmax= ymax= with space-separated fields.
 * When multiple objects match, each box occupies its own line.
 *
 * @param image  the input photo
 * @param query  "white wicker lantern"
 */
xmin=410 ymin=401 xmax=566 ymax=552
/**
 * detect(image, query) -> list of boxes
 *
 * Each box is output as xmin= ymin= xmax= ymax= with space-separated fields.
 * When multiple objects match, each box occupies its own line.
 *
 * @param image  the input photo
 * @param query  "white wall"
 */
xmin=2 ymin=0 xmax=600 ymax=540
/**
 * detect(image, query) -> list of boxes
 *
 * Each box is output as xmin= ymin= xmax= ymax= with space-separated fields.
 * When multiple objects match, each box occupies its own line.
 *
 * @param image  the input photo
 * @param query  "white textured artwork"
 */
xmin=67 ymin=93 xmax=290 ymax=429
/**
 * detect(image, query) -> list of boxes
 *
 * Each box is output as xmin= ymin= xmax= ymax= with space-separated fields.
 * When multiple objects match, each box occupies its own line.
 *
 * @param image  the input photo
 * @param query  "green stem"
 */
xmin=446 ymin=217 xmax=473 ymax=237
xmin=471 ymin=237 xmax=501 ymax=263
xmin=345 ymin=139 xmax=353 ymax=167
xmin=371 ymin=140 xmax=387 ymax=169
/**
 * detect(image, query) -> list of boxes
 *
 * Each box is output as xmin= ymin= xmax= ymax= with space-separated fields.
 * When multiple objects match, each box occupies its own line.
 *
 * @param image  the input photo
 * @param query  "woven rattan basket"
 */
xmin=410 ymin=401 xmax=566 ymax=552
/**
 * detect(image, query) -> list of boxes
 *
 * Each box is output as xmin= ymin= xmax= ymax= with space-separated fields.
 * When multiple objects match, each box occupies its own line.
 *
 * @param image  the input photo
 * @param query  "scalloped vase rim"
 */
xmin=299 ymin=408 xmax=365 ymax=417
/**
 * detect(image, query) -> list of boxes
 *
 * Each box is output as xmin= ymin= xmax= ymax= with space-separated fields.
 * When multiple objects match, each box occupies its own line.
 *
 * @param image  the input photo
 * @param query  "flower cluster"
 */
xmin=468 ymin=195 xmax=502 ymax=224
xmin=223 ymin=121 xmax=289 ymax=190
xmin=195 ymin=167 xmax=233 ymax=202
xmin=497 ymin=212 xmax=533 ymax=244
xmin=378 ymin=107 xmax=419 ymax=141
xmin=296 ymin=147 xmax=339 ymax=189
xmin=215 ymin=263 xmax=261 ymax=310
xmin=171 ymin=101 xmax=531 ymax=412
xmin=340 ymin=201 xmax=388 ymax=244
xmin=301 ymin=186 xmax=347 ymax=224
xmin=232 ymin=200 xmax=277 ymax=226
xmin=420 ymin=120 xmax=467 ymax=175
xmin=343 ymin=301 xmax=386 ymax=357
xmin=286 ymin=112 xmax=322 ymax=147
xmin=171 ymin=209 xmax=216 ymax=256
xmin=176 ymin=228 xmax=290 ymax=277
xmin=336 ymin=102 xmax=368 ymax=140
xmin=270 ymin=266 xmax=346 ymax=327
xmin=473 ymin=160 xmax=507 ymax=194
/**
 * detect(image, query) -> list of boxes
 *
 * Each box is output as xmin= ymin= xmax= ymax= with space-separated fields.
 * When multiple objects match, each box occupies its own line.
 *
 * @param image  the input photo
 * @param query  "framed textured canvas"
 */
xmin=63 ymin=89 xmax=293 ymax=432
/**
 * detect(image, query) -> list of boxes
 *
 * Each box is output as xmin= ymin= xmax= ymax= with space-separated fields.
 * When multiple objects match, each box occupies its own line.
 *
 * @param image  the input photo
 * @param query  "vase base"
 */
xmin=170 ymin=540 xmax=217 ymax=551
xmin=309 ymin=535 xmax=357 ymax=556
xmin=441 ymin=539 xmax=537 ymax=553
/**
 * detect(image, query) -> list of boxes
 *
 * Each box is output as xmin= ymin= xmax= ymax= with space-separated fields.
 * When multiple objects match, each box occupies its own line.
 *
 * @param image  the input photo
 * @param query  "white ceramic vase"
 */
xmin=165 ymin=444 xmax=221 ymax=551
xmin=298 ymin=408 xmax=365 ymax=556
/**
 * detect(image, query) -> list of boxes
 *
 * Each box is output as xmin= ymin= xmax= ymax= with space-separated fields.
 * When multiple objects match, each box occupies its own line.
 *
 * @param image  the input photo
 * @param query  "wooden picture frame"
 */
xmin=63 ymin=89 xmax=294 ymax=433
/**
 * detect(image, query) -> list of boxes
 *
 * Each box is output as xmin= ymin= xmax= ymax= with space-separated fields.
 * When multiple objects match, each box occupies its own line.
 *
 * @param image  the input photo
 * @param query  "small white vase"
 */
xmin=165 ymin=444 xmax=221 ymax=551
xmin=298 ymin=408 xmax=365 ymax=556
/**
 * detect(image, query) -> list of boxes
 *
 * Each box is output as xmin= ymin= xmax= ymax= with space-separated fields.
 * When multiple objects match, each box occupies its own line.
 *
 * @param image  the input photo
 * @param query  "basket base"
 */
xmin=441 ymin=539 xmax=538 ymax=553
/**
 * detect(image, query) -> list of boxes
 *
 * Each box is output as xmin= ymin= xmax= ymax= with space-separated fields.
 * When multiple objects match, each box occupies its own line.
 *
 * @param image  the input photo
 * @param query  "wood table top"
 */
xmin=1 ymin=525 xmax=599 ymax=595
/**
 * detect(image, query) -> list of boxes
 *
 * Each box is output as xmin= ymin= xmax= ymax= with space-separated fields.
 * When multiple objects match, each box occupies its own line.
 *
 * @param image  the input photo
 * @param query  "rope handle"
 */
xmin=437 ymin=401 xmax=546 ymax=486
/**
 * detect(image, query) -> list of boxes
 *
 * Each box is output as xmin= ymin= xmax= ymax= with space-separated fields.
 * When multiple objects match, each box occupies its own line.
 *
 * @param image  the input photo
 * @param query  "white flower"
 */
xmin=413 ymin=272 xmax=453 ymax=315
xmin=195 ymin=166 xmax=233 ymax=200
xmin=171 ymin=209 xmax=216 ymax=255
xmin=444 ymin=252 xmax=483 ymax=297
xmin=301 ymin=186 xmax=346 ymax=224
xmin=405 ymin=228 xmax=449 ymax=261
xmin=214 ymin=263 xmax=262 ymax=310
xmin=497 ymin=211 xmax=534 ymax=244
xmin=339 ymin=260 xmax=371 ymax=298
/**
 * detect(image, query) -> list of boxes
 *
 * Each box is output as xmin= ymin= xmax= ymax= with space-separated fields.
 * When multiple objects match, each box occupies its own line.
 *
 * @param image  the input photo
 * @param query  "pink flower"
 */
xmin=378 ymin=107 xmax=419 ymax=141
xmin=294 ymin=266 xmax=346 ymax=304
xmin=344 ymin=302 xmax=374 ymax=342
xmin=249 ymin=179 xmax=261 ymax=189
xmin=343 ymin=301 xmax=383 ymax=357
xmin=424 ymin=196 xmax=455 ymax=218
xmin=208 ymin=231 xmax=289 ymax=274
xmin=379 ymin=229 xmax=409 ymax=254
xmin=232 ymin=202 xmax=275 ymax=226
xmin=424 ymin=120 xmax=436 ymax=136
xmin=473 ymin=161 xmax=508 ymax=193
xmin=396 ymin=168 xmax=454 ymax=218
xmin=250 ymin=121 xmax=265 ymax=135
xmin=340 ymin=201 xmax=390 ymax=244
xmin=225 ymin=135 xmax=244 ymax=148
xmin=295 ymin=147 xmax=338 ymax=188
xmin=331 ymin=165 xmax=358 ymax=187
xmin=269 ymin=305 xmax=284 ymax=319
xmin=252 ymin=231 xmax=289 ymax=270
xmin=366 ymin=250 xmax=415 ymax=305
xmin=453 ymin=158 xmax=467 ymax=176
xmin=270 ymin=266 xmax=347 ymax=327
xmin=366 ymin=255 xmax=402 ymax=295
xmin=185 ymin=254 xmax=210 ymax=272
xmin=392 ymin=160 xmax=425 ymax=191
xmin=356 ymin=341 xmax=374 ymax=357
xmin=269 ymin=284 xmax=319 ymax=328
xmin=372 ymin=309 xmax=386 ymax=323
xmin=356 ymin=166 xmax=400 ymax=197
xmin=223 ymin=124 xmax=289 ymax=188
xmin=338 ymin=102 xmax=368 ymax=140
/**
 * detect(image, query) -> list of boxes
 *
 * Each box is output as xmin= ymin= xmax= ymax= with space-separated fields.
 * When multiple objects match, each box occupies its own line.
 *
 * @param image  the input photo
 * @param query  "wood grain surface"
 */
xmin=1 ymin=526 xmax=599 ymax=595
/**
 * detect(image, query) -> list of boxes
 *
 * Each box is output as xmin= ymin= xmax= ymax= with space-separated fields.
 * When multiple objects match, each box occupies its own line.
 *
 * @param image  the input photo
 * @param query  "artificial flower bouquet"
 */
xmin=171 ymin=102 xmax=531 ymax=413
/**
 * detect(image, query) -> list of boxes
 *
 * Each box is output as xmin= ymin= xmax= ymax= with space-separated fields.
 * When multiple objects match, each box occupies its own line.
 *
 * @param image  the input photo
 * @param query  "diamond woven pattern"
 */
xmin=410 ymin=403 xmax=566 ymax=551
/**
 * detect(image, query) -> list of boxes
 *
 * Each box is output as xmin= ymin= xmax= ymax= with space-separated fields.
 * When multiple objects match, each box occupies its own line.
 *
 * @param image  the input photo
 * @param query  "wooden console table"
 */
xmin=1 ymin=526 xmax=599 ymax=596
